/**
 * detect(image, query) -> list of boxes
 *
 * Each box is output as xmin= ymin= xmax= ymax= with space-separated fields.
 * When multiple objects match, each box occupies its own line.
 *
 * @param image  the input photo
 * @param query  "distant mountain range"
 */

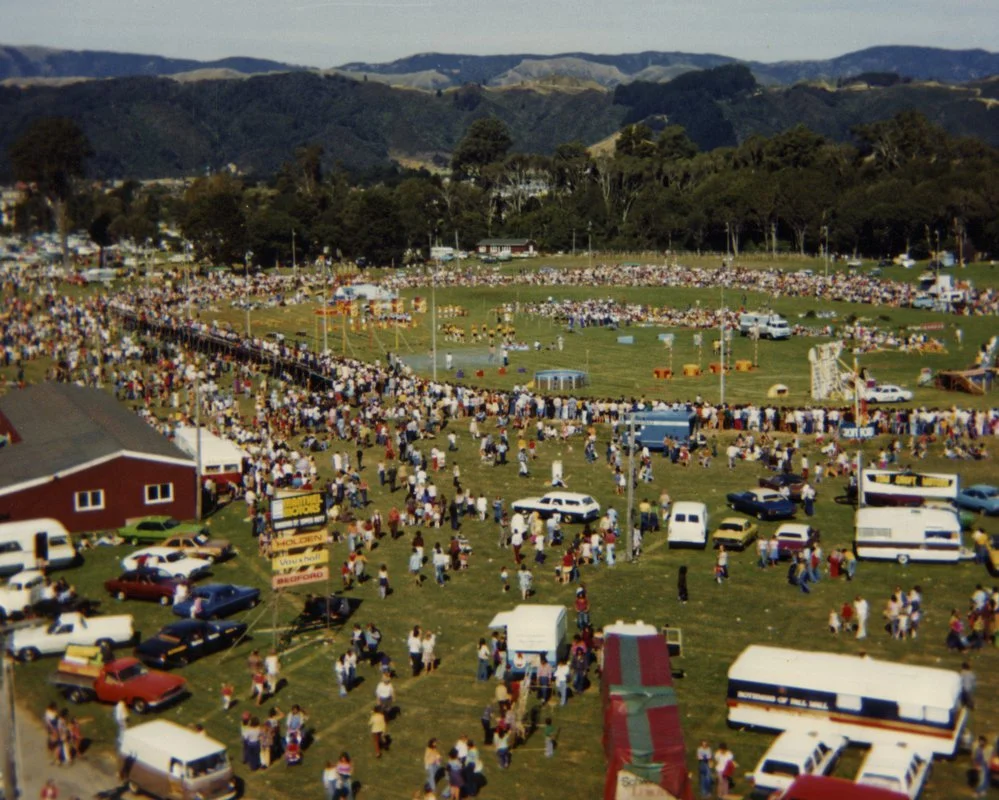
xmin=2 ymin=43 xmax=998 ymax=88
xmin=0 ymin=45 xmax=997 ymax=181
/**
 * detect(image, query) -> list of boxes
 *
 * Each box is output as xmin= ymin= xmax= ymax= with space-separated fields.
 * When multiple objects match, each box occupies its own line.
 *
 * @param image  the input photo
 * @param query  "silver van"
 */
xmin=120 ymin=720 xmax=236 ymax=800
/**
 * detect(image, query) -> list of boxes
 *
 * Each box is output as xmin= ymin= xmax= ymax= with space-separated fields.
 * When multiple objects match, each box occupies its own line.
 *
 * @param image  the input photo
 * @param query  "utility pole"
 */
xmin=587 ymin=222 xmax=592 ymax=269
xmin=823 ymin=226 xmax=829 ymax=280
xmin=719 ymin=286 xmax=726 ymax=404
xmin=0 ymin=637 xmax=20 ymax=800
xmin=292 ymin=229 xmax=297 ymax=277
xmin=431 ymin=255 xmax=438 ymax=381
xmin=194 ymin=370 xmax=203 ymax=521
xmin=244 ymin=250 xmax=253 ymax=337
xmin=625 ymin=413 xmax=635 ymax=563
xmin=572 ymin=228 xmax=576 ymax=258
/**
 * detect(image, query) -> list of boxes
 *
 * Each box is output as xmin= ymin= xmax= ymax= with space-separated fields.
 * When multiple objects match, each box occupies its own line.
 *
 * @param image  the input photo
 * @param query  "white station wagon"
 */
xmin=511 ymin=492 xmax=601 ymax=523
xmin=855 ymin=743 xmax=931 ymax=799
xmin=752 ymin=729 xmax=847 ymax=795
xmin=121 ymin=547 xmax=212 ymax=581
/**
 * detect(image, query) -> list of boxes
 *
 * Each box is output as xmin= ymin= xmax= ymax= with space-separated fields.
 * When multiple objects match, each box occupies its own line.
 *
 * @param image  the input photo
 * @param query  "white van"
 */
xmin=739 ymin=313 xmax=791 ymax=340
xmin=667 ymin=502 xmax=708 ymax=549
xmin=855 ymin=743 xmax=931 ymax=799
xmin=0 ymin=518 xmax=77 ymax=576
xmin=120 ymin=720 xmax=236 ymax=800
xmin=854 ymin=506 xmax=966 ymax=564
xmin=751 ymin=728 xmax=847 ymax=795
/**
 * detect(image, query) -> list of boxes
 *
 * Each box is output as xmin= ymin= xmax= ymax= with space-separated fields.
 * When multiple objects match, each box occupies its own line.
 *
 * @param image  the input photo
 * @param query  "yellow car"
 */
xmin=711 ymin=517 xmax=759 ymax=551
xmin=986 ymin=533 xmax=999 ymax=577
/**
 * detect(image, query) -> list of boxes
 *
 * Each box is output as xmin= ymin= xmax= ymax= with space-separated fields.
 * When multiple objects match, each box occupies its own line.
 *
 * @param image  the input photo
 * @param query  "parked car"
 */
xmin=121 ymin=548 xmax=212 ymax=581
xmin=726 ymin=488 xmax=796 ymax=520
xmin=105 ymin=569 xmax=187 ymax=605
xmin=511 ymin=492 xmax=601 ymax=523
xmin=775 ymin=523 xmax=819 ymax=560
xmin=758 ymin=473 xmax=809 ymax=502
xmin=956 ymin=484 xmax=999 ymax=516
xmin=7 ymin=612 xmax=135 ymax=661
xmin=863 ymin=384 xmax=914 ymax=403
xmin=710 ymin=517 xmax=758 ymax=551
xmin=985 ymin=534 xmax=999 ymax=577
xmin=287 ymin=593 xmax=360 ymax=636
xmin=0 ymin=570 xmax=47 ymax=621
xmin=855 ymin=743 xmax=931 ymax=799
xmin=135 ymin=619 xmax=248 ymax=668
xmin=667 ymin=501 xmax=708 ymax=549
xmin=51 ymin=650 xmax=186 ymax=712
xmin=161 ymin=533 xmax=234 ymax=562
xmin=172 ymin=584 xmax=260 ymax=619
xmin=117 ymin=516 xmax=208 ymax=545
xmin=751 ymin=729 xmax=847 ymax=796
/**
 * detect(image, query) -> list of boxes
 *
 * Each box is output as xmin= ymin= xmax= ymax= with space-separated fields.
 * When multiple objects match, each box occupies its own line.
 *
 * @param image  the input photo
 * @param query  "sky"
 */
xmin=1 ymin=0 xmax=996 ymax=68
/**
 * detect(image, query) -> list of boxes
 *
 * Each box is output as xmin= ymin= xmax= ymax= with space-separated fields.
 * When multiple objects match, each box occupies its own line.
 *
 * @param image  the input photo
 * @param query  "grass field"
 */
xmin=212 ymin=280 xmax=997 ymax=411
xmin=7 ymin=410 xmax=998 ymax=800
xmin=3 ymin=258 xmax=998 ymax=800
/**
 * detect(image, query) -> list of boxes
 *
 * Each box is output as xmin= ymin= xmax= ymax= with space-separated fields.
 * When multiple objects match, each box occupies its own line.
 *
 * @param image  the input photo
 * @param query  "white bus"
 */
xmin=726 ymin=645 xmax=966 ymax=757
xmin=855 ymin=506 xmax=966 ymax=564
xmin=860 ymin=470 xmax=957 ymax=508
xmin=0 ymin=518 xmax=77 ymax=576
xmin=172 ymin=426 xmax=246 ymax=489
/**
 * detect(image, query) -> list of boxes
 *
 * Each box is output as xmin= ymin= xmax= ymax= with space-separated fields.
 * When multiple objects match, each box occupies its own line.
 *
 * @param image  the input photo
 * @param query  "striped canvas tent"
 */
xmin=602 ymin=623 xmax=692 ymax=800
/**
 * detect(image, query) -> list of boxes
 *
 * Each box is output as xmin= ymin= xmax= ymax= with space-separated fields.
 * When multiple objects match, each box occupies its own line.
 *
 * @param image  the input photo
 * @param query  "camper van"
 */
xmin=172 ymin=426 xmax=246 ymax=489
xmin=667 ymin=502 xmax=708 ymax=548
xmin=0 ymin=518 xmax=77 ymax=577
xmin=738 ymin=313 xmax=791 ymax=340
xmin=488 ymin=605 xmax=568 ymax=671
xmin=631 ymin=409 xmax=699 ymax=450
xmin=120 ymin=720 xmax=236 ymax=800
xmin=854 ymin=506 xmax=966 ymax=564
xmin=726 ymin=645 xmax=966 ymax=757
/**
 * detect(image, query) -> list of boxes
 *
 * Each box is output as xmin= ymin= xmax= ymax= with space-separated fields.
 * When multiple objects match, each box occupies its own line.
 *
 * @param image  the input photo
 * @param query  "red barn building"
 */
xmin=0 ymin=383 xmax=196 ymax=533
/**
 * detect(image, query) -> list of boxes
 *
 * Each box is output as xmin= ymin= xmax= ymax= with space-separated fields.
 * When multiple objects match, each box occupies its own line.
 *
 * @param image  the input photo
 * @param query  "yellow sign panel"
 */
xmin=274 ymin=492 xmax=324 ymax=519
xmin=272 ymin=549 xmax=329 ymax=572
xmin=269 ymin=531 xmax=328 ymax=552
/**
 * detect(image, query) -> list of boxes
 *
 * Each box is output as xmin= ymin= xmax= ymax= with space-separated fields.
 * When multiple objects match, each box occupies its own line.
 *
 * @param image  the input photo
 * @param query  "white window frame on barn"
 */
xmin=75 ymin=489 xmax=105 ymax=511
xmin=145 ymin=483 xmax=174 ymax=505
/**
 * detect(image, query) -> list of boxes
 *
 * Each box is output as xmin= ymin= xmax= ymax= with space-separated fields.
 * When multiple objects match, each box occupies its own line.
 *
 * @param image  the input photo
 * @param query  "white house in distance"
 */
xmin=476 ymin=238 xmax=537 ymax=258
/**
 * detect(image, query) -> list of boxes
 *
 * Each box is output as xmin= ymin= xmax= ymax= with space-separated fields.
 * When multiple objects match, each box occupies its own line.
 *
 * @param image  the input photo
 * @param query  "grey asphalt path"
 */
xmin=13 ymin=704 xmax=122 ymax=800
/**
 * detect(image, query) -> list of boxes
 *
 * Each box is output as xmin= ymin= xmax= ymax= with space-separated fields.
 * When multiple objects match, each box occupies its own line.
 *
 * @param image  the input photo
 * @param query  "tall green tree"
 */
xmin=451 ymin=117 xmax=513 ymax=182
xmin=8 ymin=117 xmax=92 ymax=269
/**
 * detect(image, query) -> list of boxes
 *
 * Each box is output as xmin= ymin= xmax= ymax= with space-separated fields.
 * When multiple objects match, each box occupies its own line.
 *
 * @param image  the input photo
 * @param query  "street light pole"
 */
xmin=195 ymin=370 xmax=202 ymax=521
xmin=292 ymin=228 xmax=297 ymax=277
xmin=587 ymin=222 xmax=592 ymax=269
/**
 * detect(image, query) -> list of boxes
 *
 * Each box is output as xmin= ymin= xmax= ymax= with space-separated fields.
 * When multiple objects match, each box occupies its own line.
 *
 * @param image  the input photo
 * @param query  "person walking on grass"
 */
xmin=369 ymin=706 xmax=387 ymax=758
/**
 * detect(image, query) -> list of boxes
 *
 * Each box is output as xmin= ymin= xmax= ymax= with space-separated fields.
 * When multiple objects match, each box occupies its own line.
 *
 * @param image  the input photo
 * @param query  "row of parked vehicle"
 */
xmin=757 ymin=731 xmax=931 ymax=799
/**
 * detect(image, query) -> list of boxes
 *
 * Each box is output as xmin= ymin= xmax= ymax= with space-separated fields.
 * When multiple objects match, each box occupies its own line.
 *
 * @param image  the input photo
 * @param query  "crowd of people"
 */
xmin=4 ymin=254 xmax=998 ymax=800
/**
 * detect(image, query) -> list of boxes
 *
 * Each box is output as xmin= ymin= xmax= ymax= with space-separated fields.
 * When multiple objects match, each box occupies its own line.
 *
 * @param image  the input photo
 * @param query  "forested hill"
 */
xmin=0 ymin=45 xmax=299 ymax=80
xmin=1 ymin=67 xmax=998 ymax=180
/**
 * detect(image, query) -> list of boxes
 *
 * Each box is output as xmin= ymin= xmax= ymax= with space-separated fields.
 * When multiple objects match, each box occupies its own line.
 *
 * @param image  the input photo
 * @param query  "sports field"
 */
xmin=3 ymin=255 xmax=998 ymax=800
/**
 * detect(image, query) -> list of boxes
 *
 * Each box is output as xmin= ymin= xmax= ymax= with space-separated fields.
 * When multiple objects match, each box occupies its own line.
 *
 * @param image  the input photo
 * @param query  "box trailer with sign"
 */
xmin=860 ymin=470 xmax=958 ymax=508
xmin=488 ymin=605 xmax=567 ymax=670
xmin=854 ymin=506 xmax=967 ymax=564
